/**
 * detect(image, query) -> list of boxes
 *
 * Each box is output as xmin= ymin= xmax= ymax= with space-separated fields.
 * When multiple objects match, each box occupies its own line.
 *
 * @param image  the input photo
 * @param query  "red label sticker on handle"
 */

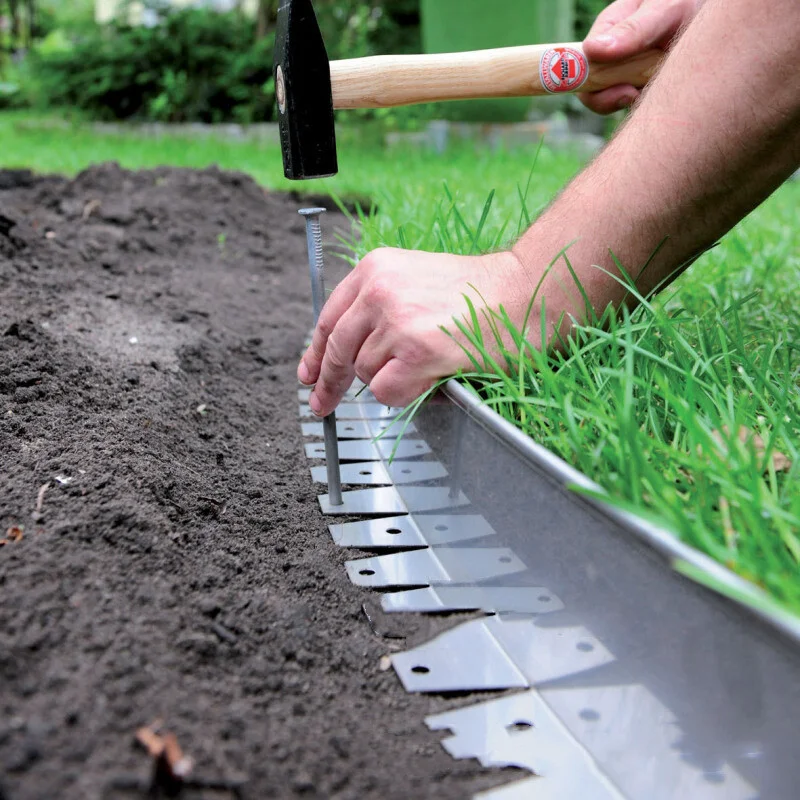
xmin=540 ymin=47 xmax=589 ymax=93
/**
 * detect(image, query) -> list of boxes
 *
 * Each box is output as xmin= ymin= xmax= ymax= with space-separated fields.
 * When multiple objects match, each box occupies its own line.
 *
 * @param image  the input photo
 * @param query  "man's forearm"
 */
xmin=516 ymin=0 xmax=800 ymax=328
xmin=299 ymin=0 xmax=799 ymax=415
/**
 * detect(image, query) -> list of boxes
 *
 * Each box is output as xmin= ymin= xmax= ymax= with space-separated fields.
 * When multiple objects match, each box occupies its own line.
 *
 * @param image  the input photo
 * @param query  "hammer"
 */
xmin=275 ymin=0 xmax=664 ymax=180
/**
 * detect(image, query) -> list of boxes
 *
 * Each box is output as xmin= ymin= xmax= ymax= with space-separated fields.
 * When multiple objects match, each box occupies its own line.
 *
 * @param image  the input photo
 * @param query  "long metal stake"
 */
xmin=299 ymin=208 xmax=343 ymax=506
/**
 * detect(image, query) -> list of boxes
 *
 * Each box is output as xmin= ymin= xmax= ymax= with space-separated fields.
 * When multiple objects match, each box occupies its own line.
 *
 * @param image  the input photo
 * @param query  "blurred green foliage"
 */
xmin=36 ymin=0 xmax=97 ymax=37
xmin=25 ymin=4 xmax=276 ymax=123
xmin=316 ymin=0 xmax=420 ymax=60
xmin=5 ymin=1 xmax=613 ymax=123
xmin=11 ymin=1 xmax=423 ymax=124
xmin=575 ymin=0 xmax=612 ymax=38
xmin=313 ymin=0 xmax=430 ymax=130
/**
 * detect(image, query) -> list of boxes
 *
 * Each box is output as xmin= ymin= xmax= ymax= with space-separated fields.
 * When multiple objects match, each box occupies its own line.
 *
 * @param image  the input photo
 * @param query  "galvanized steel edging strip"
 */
xmin=443 ymin=379 xmax=800 ymax=646
xmin=298 ymin=380 xmax=614 ymax=797
xmin=298 ymin=373 xmax=800 ymax=798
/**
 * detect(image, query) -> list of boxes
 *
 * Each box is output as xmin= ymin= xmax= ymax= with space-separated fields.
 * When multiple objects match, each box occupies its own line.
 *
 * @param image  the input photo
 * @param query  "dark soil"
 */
xmin=0 ymin=165 xmax=506 ymax=800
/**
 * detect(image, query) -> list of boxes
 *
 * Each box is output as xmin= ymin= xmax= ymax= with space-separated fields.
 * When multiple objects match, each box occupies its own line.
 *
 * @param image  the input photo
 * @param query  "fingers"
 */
xmin=307 ymin=304 xmax=375 ymax=417
xmin=585 ymin=0 xmax=642 ymax=41
xmin=585 ymin=0 xmax=691 ymax=62
xmin=578 ymin=84 xmax=640 ymax=115
xmin=298 ymin=271 xmax=362 ymax=386
xmin=369 ymin=358 xmax=435 ymax=411
xmin=296 ymin=246 xmax=491 ymax=415
xmin=354 ymin=328 xmax=393 ymax=385
xmin=581 ymin=0 xmax=695 ymax=116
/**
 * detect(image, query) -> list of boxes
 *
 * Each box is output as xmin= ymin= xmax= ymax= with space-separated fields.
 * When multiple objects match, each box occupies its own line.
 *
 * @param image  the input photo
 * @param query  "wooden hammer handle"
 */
xmin=330 ymin=43 xmax=662 ymax=109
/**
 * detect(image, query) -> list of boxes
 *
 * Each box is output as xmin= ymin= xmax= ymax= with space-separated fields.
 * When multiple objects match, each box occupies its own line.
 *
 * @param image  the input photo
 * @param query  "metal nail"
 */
xmin=299 ymin=207 xmax=343 ymax=506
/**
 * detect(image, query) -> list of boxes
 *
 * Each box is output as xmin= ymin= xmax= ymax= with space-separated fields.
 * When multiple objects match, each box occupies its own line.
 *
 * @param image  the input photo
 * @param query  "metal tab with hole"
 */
xmin=367 ymin=417 xmax=417 ymax=438
xmin=311 ymin=460 xmax=447 ymax=486
xmin=538 ymin=683 xmax=755 ymax=799
xmin=489 ymin=617 xmax=614 ymax=685
xmin=395 ymin=486 xmax=469 ymax=512
xmin=392 ymin=617 xmax=528 ymax=692
xmin=330 ymin=515 xmax=427 ymax=549
xmin=320 ymin=486 xmax=470 ymax=517
xmin=427 ymin=690 xmax=623 ymax=799
xmin=414 ymin=514 xmax=497 ymax=544
xmin=302 ymin=419 xmax=418 ymax=439
xmin=386 ymin=460 xmax=448 ymax=483
xmin=381 ymin=586 xmax=565 ymax=615
xmin=299 ymin=402 xmax=400 ymax=420
xmin=302 ymin=419 xmax=373 ymax=439
xmin=298 ymin=384 xmax=370 ymax=403
xmin=345 ymin=547 xmax=526 ymax=587
xmin=328 ymin=513 xmax=497 ymax=550
xmin=318 ymin=486 xmax=407 ymax=517
xmin=305 ymin=439 xmax=431 ymax=461
xmin=392 ymin=616 xmax=614 ymax=692
xmin=313 ymin=461 xmax=394 ymax=487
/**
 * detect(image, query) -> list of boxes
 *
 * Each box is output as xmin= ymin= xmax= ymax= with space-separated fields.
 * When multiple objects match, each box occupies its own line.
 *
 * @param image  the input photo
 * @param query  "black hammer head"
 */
xmin=274 ymin=0 xmax=338 ymax=180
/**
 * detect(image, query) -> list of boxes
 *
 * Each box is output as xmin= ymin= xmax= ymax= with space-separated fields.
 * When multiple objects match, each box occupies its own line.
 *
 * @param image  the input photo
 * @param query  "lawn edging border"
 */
xmin=442 ymin=378 xmax=800 ymax=646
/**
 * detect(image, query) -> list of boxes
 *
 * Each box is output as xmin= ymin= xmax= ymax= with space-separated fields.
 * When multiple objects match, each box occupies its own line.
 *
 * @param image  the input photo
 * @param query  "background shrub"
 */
xmin=314 ymin=0 xmax=420 ymax=60
xmin=17 ymin=0 xmax=610 ymax=124
xmin=28 ymin=5 xmax=276 ymax=123
xmin=575 ymin=0 xmax=611 ymax=38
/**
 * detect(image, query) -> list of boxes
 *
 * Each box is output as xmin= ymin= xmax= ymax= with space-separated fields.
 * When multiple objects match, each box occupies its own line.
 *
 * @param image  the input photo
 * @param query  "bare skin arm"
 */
xmin=514 ymin=0 xmax=800 ymax=326
xmin=300 ymin=0 xmax=800 ymax=417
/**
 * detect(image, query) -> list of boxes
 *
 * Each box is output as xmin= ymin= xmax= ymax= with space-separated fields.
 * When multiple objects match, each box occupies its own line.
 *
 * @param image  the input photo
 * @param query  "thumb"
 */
xmin=585 ymin=1 xmax=686 ymax=62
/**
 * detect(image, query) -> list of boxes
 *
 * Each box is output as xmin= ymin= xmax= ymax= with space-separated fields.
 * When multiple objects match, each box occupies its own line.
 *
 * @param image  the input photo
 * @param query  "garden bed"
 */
xmin=0 ymin=165 xmax=510 ymax=799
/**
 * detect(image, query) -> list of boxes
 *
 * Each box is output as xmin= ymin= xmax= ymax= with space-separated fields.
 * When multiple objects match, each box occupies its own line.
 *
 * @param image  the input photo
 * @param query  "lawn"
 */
xmin=351 ymin=151 xmax=800 ymax=617
xmin=0 ymin=110 xmax=582 ymax=205
xmin=2 ymin=111 xmax=798 ymax=616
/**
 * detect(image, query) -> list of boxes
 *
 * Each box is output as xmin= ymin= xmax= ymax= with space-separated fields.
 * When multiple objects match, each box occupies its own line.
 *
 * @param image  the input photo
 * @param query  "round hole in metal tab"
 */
xmin=506 ymin=720 xmax=533 ymax=733
xmin=411 ymin=665 xmax=430 ymax=675
xmin=579 ymin=709 xmax=600 ymax=722
xmin=538 ymin=595 xmax=551 ymax=603
xmin=401 ymin=469 xmax=411 ymax=474
xmin=345 ymin=426 xmax=355 ymax=431
xmin=359 ymin=470 xmax=372 ymax=476
xmin=434 ymin=524 xmax=448 ymax=531
xmin=359 ymin=569 xmax=376 ymax=576
xmin=576 ymin=641 xmax=595 ymax=653
xmin=386 ymin=528 xmax=402 ymax=535
xmin=499 ymin=556 xmax=513 ymax=564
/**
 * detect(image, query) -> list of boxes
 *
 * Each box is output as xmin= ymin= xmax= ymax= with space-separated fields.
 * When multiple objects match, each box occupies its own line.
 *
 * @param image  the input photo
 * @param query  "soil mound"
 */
xmin=0 ymin=166 xmax=502 ymax=799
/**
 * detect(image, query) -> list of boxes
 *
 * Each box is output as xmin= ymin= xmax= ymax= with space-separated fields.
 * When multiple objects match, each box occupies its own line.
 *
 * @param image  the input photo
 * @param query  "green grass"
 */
xmin=2 ymin=111 xmax=798 ymax=615
xmin=0 ymin=110 xmax=582 ymax=203
xmin=350 ymin=156 xmax=800 ymax=617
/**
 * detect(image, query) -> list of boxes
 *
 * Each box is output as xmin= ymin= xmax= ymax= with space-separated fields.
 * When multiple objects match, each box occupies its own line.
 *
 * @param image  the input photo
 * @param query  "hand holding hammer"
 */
xmin=274 ymin=0 xmax=664 ymax=180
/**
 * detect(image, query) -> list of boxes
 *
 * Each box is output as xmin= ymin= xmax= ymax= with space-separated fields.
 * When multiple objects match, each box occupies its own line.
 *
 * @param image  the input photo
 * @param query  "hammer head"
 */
xmin=274 ymin=0 xmax=338 ymax=180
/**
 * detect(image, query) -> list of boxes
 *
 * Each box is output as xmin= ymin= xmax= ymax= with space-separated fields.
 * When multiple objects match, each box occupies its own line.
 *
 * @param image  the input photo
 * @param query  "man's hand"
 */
xmin=580 ymin=0 xmax=702 ymax=114
xmin=299 ymin=0 xmax=800 ymax=418
xmin=298 ymin=248 xmax=531 ymax=416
